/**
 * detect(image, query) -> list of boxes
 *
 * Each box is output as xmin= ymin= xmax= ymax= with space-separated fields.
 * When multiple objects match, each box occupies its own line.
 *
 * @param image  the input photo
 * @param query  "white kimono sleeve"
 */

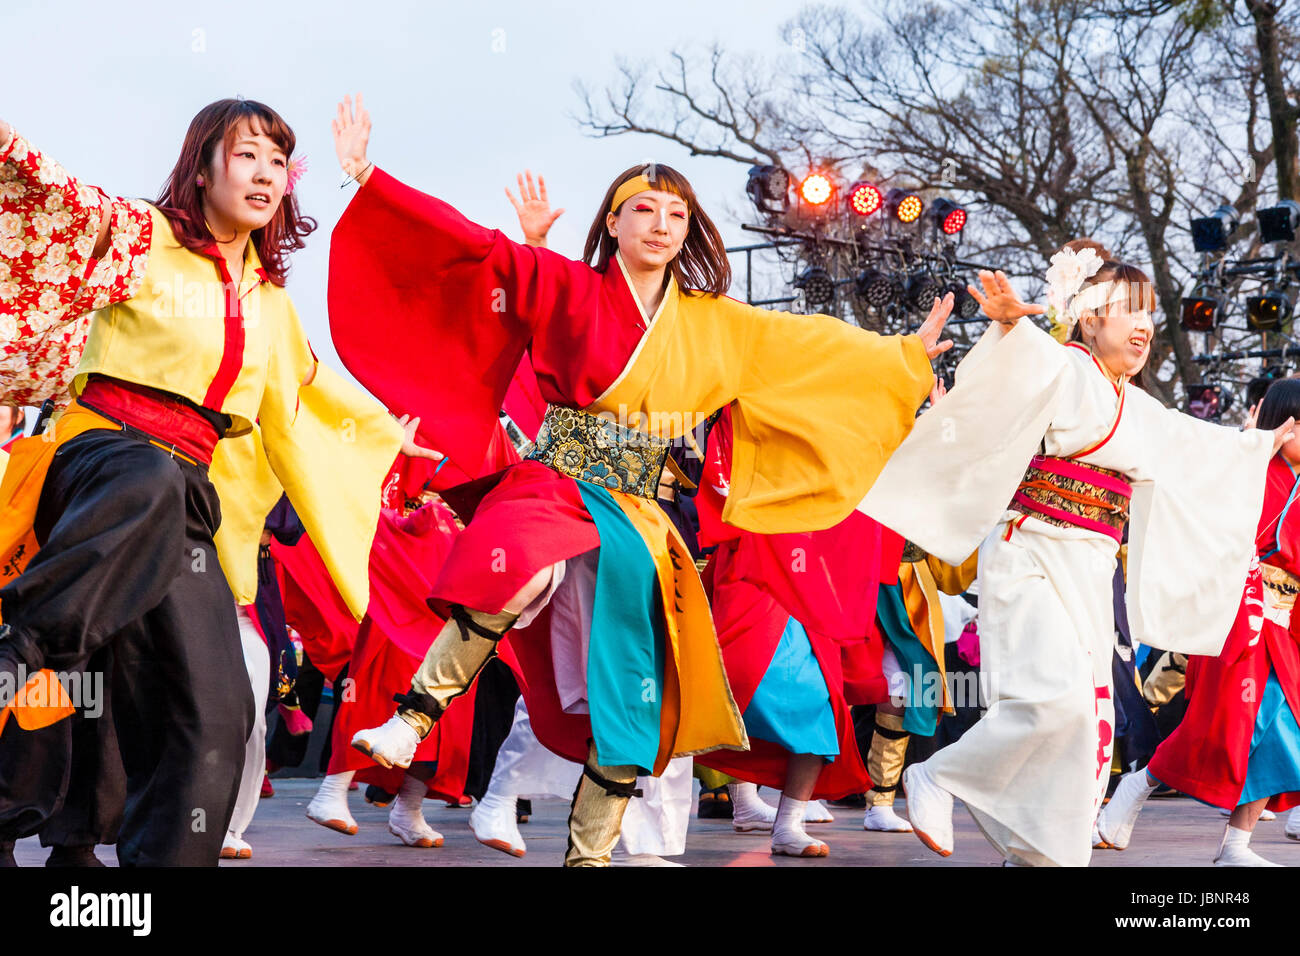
xmin=858 ymin=319 xmax=1071 ymax=564
xmin=1123 ymin=389 xmax=1273 ymax=656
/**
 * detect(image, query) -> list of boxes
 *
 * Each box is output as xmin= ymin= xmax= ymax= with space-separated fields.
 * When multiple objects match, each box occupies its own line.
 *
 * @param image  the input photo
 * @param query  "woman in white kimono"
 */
xmin=860 ymin=240 xmax=1293 ymax=866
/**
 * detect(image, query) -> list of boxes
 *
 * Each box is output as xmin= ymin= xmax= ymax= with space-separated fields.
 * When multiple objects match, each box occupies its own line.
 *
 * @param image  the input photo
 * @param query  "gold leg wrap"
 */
xmin=1142 ymin=651 xmax=1187 ymax=708
xmin=563 ymin=743 xmax=640 ymax=867
xmin=395 ymin=606 xmax=518 ymax=738
xmin=866 ymin=712 xmax=910 ymax=808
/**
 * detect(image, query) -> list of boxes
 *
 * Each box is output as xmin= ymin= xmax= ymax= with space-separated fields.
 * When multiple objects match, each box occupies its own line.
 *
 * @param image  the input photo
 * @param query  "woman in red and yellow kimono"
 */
xmin=0 ymin=101 xmax=402 ymax=866
xmin=692 ymin=403 xmax=924 ymax=856
xmin=1099 ymin=378 xmax=1300 ymax=865
xmin=326 ymin=96 xmax=948 ymax=866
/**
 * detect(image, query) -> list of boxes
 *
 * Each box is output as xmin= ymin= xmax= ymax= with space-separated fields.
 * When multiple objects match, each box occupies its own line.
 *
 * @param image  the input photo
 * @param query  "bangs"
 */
xmin=1111 ymin=264 xmax=1157 ymax=312
xmin=218 ymin=102 xmax=297 ymax=161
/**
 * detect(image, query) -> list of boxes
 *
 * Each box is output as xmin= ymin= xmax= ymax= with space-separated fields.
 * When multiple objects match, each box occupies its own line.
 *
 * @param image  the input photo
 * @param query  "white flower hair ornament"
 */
xmin=1044 ymin=246 xmax=1104 ymax=343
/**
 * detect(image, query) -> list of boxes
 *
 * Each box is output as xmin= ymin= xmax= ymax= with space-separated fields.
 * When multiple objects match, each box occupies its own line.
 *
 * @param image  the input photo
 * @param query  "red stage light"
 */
xmin=800 ymin=173 xmax=833 ymax=205
xmin=848 ymin=181 xmax=883 ymax=216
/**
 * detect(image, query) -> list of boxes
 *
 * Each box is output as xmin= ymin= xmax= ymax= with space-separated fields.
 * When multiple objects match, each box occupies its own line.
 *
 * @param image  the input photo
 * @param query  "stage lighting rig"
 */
xmin=798 ymin=173 xmax=835 ymax=210
xmin=904 ymin=270 xmax=941 ymax=310
xmin=794 ymin=266 xmax=836 ymax=308
xmin=746 ymin=165 xmax=791 ymax=216
xmin=925 ymin=198 xmax=967 ymax=238
xmin=1180 ymin=292 xmax=1225 ymax=332
xmin=847 ymin=181 xmax=884 ymax=217
xmin=1187 ymin=383 xmax=1232 ymax=422
xmin=1246 ymin=286 xmax=1294 ymax=332
xmin=1190 ymin=204 xmax=1240 ymax=253
xmin=885 ymin=188 xmax=924 ymax=225
xmin=854 ymin=266 xmax=898 ymax=308
xmin=1258 ymin=200 xmax=1300 ymax=245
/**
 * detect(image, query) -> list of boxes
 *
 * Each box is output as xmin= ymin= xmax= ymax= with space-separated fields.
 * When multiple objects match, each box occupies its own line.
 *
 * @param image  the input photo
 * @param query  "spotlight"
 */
xmin=799 ymin=173 xmax=834 ymax=207
xmin=885 ymin=188 xmax=924 ymax=224
xmin=904 ymin=270 xmax=940 ymax=309
xmin=1187 ymin=384 xmax=1232 ymax=422
xmin=947 ymin=281 xmax=980 ymax=318
xmin=854 ymin=267 xmax=898 ymax=307
xmin=1246 ymin=288 xmax=1294 ymax=331
xmin=1258 ymin=200 xmax=1300 ymax=244
xmin=746 ymin=165 xmax=790 ymax=215
xmin=1190 ymin=204 xmax=1240 ymax=253
xmin=794 ymin=266 xmax=836 ymax=307
xmin=847 ymin=181 xmax=884 ymax=217
xmin=1180 ymin=295 xmax=1224 ymax=332
xmin=926 ymin=198 xmax=967 ymax=236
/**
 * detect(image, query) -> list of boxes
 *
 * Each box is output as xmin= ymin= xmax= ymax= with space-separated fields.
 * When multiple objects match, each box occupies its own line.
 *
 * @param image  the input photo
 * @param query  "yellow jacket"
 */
xmin=1 ymin=132 xmax=401 ymax=616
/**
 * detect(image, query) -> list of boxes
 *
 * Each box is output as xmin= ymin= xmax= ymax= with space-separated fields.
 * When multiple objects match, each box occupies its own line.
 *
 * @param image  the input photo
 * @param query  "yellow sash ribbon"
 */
xmin=0 ymin=404 xmax=118 ymax=735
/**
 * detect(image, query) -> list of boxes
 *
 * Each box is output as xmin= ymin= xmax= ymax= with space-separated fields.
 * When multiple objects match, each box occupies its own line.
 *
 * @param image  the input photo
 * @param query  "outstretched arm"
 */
xmin=0 ymin=120 xmax=152 ymax=404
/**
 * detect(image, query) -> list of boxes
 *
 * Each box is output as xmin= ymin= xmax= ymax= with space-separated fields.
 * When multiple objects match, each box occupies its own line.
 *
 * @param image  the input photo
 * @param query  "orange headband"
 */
xmin=609 ymin=173 xmax=686 ymax=213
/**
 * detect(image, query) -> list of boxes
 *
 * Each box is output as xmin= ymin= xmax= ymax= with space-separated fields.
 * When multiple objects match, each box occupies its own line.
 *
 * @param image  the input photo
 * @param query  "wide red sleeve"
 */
xmin=328 ymin=168 xmax=596 ymax=479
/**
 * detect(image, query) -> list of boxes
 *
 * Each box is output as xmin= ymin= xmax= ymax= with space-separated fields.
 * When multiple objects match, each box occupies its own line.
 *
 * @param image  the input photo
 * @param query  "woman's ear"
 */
xmin=606 ymin=210 xmax=618 ymax=239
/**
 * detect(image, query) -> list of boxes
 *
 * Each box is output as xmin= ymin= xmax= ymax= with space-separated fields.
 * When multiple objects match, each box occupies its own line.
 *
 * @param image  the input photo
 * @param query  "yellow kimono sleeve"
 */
xmin=246 ymin=300 xmax=402 ymax=619
xmin=210 ymin=426 xmax=283 ymax=605
xmin=722 ymin=303 xmax=934 ymax=534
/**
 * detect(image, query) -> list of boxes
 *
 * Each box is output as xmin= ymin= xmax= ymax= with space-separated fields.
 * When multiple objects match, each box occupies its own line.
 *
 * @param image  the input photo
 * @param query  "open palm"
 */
xmin=332 ymin=94 xmax=371 ymax=177
xmin=967 ymin=269 xmax=1044 ymax=325
xmin=505 ymin=170 xmax=564 ymax=244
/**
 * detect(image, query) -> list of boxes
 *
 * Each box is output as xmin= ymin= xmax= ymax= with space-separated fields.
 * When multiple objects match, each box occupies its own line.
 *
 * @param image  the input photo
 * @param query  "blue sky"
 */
xmin=5 ymin=0 xmax=811 ymax=375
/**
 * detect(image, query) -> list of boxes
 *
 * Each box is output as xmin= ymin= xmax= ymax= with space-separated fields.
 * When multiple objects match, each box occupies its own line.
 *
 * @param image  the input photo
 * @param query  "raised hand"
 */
xmin=929 ymin=374 xmax=948 ymax=406
xmin=1244 ymin=401 xmax=1261 ymax=431
xmin=397 ymin=414 xmax=444 ymax=462
xmin=966 ymin=269 xmax=1045 ymax=326
xmin=332 ymin=94 xmax=372 ymax=184
xmin=0 ymin=119 xmax=11 ymax=153
xmin=505 ymin=170 xmax=565 ymax=247
xmin=917 ymin=291 xmax=955 ymax=361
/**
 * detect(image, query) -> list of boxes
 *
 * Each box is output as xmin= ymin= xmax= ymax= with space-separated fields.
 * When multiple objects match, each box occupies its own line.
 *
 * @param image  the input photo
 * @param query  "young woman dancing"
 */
xmin=326 ymin=94 xmax=952 ymax=866
xmin=861 ymin=240 xmax=1292 ymax=866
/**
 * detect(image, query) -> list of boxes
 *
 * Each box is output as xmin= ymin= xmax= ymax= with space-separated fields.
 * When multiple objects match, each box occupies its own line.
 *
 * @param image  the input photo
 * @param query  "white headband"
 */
xmin=1067 ymin=279 xmax=1134 ymax=321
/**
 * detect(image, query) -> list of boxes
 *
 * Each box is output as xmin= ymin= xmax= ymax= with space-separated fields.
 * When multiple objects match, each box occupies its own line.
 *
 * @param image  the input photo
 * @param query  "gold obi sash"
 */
xmin=1261 ymin=563 xmax=1299 ymax=628
xmin=525 ymin=405 xmax=670 ymax=500
xmin=1008 ymin=455 xmax=1132 ymax=543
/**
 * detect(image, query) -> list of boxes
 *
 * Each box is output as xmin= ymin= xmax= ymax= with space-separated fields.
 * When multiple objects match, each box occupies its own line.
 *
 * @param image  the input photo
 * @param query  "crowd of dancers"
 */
xmin=0 ymin=93 xmax=1298 ymax=867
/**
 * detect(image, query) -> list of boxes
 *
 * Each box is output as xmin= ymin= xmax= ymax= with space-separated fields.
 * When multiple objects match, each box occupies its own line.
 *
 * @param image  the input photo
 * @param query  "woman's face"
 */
xmin=1078 ymin=287 xmax=1154 ymax=379
xmin=200 ymin=120 xmax=289 ymax=240
xmin=605 ymin=189 xmax=689 ymax=273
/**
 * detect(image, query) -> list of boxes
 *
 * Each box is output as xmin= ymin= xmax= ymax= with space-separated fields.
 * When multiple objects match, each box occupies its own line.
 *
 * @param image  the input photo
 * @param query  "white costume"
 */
xmin=861 ymin=318 xmax=1272 ymax=865
xmin=479 ymin=696 xmax=694 ymax=857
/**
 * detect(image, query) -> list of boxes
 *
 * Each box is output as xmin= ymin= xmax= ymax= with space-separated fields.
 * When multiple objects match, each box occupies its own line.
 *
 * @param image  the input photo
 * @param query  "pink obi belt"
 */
xmin=1009 ymin=455 xmax=1132 ymax=543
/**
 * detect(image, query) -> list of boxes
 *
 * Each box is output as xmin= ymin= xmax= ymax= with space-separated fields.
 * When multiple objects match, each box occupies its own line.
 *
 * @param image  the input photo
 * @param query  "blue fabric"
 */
xmin=574 ymin=483 xmax=665 ymax=771
xmin=742 ymin=616 xmax=838 ymax=757
xmin=1239 ymin=669 xmax=1300 ymax=804
xmin=875 ymin=582 xmax=941 ymax=736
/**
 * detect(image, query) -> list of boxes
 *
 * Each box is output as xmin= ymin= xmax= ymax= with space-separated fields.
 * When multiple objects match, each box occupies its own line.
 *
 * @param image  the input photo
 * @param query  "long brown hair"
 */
xmin=583 ymin=163 xmax=731 ymax=296
xmin=155 ymin=99 xmax=316 ymax=286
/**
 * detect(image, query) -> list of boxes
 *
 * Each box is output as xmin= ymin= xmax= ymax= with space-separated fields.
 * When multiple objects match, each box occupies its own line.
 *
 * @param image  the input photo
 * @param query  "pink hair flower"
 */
xmin=286 ymin=155 xmax=309 ymax=194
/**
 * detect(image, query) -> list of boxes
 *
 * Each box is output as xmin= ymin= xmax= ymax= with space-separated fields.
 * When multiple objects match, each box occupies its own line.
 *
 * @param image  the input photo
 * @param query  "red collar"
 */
xmin=197 ymin=242 xmax=270 ymax=284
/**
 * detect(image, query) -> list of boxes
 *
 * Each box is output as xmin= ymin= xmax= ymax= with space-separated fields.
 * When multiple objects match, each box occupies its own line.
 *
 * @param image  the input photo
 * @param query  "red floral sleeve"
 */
xmin=0 ymin=131 xmax=152 ymax=406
